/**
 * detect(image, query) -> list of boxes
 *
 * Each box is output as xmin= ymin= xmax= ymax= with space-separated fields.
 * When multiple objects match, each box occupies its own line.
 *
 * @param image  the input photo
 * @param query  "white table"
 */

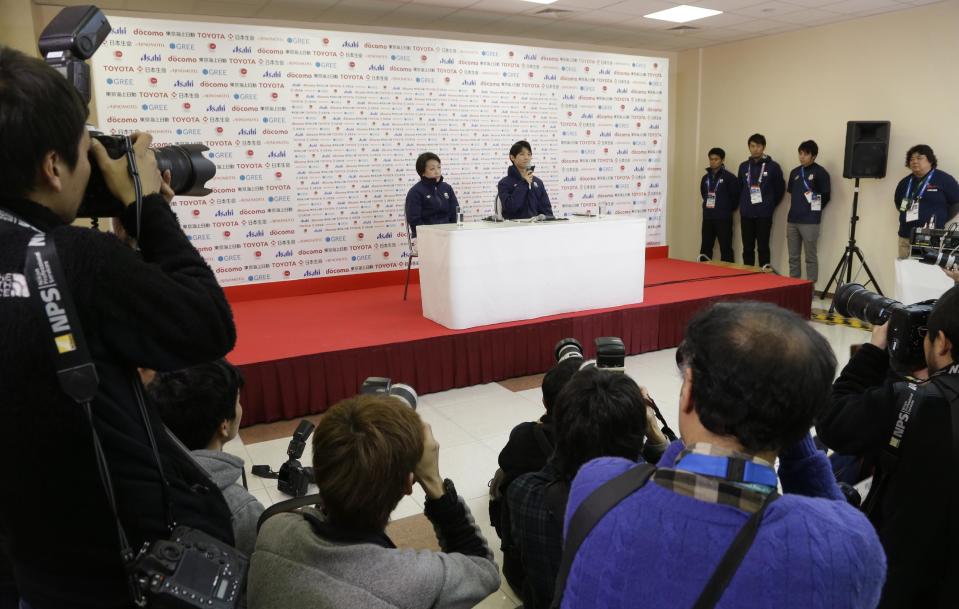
xmin=894 ymin=258 xmax=955 ymax=303
xmin=417 ymin=217 xmax=646 ymax=329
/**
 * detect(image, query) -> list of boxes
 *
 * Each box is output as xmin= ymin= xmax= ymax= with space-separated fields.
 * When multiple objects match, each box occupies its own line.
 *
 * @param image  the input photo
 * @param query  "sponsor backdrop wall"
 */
xmin=93 ymin=16 xmax=668 ymax=287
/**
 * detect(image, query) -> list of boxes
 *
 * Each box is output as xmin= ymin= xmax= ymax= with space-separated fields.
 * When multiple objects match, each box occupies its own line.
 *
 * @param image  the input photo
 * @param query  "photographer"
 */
xmin=0 ymin=47 xmax=236 ymax=609
xmin=507 ymin=367 xmax=668 ymax=609
xmin=248 ymin=393 xmax=500 ymax=608
xmin=557 ymin=302 xmax=884 ymax=609
xmin=817 ymin=285 xmax=959 ymax=609
xmin=148 ymin=359 xmax=264 ymax=556
xmin=492 ymin=357 xmax=580 ymax=594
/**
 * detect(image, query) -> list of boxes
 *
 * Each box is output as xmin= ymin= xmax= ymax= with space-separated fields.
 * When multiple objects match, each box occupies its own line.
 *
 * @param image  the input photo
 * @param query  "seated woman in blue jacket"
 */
xmin=405 ymin=152 xmax=459 ymax=238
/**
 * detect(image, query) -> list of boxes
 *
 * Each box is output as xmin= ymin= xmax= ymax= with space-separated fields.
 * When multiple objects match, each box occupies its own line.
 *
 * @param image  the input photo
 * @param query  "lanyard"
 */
xmin=800 ymin=166 xmax=812 ymax=192
xmin=746 ymin=161 xmax=766 ymax=187
xmin=706 ymin=169 xmax=721 ymax=194
xmin=906 ymin=169 xmax=936 ymax=202
xmin=675 ymin=452 xmax=778 ymax=492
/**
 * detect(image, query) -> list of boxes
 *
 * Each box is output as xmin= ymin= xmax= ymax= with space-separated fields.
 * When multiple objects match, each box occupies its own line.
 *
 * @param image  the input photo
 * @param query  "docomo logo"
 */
xmin=114 ymin=50 xmax=122 ymax=58
xmin=183 ymin=102 xmax=191 ymax=110
xmin=420 ymin=54 xmax=428 ymax=62
xmin=322 ymin=37 xmax=330 ymax=45
xmin=208 ymin=43 xmax=217 ymax=51
xmin=240 ymin=68 xmax=248 ymax=76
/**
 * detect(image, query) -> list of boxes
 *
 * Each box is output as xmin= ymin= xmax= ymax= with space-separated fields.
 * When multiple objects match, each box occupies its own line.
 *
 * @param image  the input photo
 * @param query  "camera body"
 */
xmin=80 ymin=133 xmax=215 ymax=217
xmin=553 ymin=337 xmax=626 ymax=372
xmin=39 ymin=6 xmax=216 ymax=218
xmin=911 ymin=226 xmax=959 ymax=270
xmin=277 ymin=420 xmax=316 ymax=497
xmin=834 ymin=283 xmax=934 ymax=371
xmin=130 ymin=526 xmax=247 ymax=609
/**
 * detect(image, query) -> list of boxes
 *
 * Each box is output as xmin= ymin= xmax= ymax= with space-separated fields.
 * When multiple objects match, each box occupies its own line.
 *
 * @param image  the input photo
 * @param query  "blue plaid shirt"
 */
xmin=506 ymin=460 xmax=565 ymax=609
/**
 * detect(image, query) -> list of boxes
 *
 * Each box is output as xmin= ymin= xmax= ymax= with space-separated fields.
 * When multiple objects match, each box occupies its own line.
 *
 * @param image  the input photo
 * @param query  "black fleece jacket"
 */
xmin=817 ymin=344 xmax=958 ymax=609
xmin=0 ymin=195 xmax=236 ymax=609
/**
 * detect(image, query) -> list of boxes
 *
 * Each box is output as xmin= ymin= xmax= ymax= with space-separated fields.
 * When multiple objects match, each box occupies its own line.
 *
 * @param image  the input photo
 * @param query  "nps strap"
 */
xmin=550 ymin=463 xmax=779 ymax=609
xmin=24 ymin=231 xmax=99 ymax=404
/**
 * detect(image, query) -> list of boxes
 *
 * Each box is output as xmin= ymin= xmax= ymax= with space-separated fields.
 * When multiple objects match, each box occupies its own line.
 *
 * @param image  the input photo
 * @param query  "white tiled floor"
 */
xmin=233 ymin=301 xmax=869 ymax=608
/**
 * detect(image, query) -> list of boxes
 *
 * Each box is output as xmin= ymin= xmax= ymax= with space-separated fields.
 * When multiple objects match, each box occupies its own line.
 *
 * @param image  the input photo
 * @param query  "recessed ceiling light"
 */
xmin=644 ymin=5 xmax=722 ymax=23
xmin=520 ymin=0 xmax=559 ymax=4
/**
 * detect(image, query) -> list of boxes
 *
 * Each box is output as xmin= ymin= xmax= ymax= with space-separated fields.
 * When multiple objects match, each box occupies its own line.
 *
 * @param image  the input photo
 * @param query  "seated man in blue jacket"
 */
xmin=405 ymin=151 xmax=459 ymax=238
xmin=497 ymin=140 xmax=553 ymax=219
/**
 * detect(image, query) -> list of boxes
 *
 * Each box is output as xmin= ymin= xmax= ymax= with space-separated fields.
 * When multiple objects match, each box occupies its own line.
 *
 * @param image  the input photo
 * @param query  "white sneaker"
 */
xmin=761 ymin=264 xmax=777 ymax=274
xmin=697 ymin=254 xmax=711 ymax=262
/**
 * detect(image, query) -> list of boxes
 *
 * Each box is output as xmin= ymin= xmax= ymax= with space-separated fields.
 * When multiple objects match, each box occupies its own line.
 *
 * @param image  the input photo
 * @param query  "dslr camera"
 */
xmin=910 ymin=224 xmax=959 ymax=270
xmin=251 ymin=419 xmax=316 ymax=497
xmin=129 ymin=526 xmax=247 ymax=609
xmin=553 ymin=336 xmax=676 ymax=441
xmin=39 ymin=5 xmax=215 ymax=218
xmin=277 ymin=420 xmax=316 ymax=497
xmin=554 ymin=336 xmax=626 ymax=371
xmin=834 ymin=282 xmax=934 ymax=371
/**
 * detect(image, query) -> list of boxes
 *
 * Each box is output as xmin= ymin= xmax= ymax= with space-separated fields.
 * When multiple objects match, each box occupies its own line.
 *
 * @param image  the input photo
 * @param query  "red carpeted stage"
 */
xmin=229 ymin=259 xmax=813 ymax=425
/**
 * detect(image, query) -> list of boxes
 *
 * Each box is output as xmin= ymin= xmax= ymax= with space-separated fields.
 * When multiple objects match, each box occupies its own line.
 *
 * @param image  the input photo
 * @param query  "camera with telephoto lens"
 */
xmin=834 ymin=282 xmax=935 ymax=371
xmin=38 ymin=5 xmax=216 ymax=218
xmin=129 ymin=526 xmax=247 ymax=609
xmin=277 ymin=419 xmax=316 ymax=497
xmin=553 ymin=336 xmax=677 ymax=441
xmin=554 ymin=337 xmax=626 ymax=371
xmin=911 ymin=224 xmax=959 ymax=270
xmin=360 ymin=376 xmax=418 ymax=410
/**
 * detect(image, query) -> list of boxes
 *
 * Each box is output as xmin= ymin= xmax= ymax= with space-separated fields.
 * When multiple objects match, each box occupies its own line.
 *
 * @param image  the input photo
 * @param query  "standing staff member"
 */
xmin=738 ymin=134 xmax=785 ymax=271
xmin=698 ymin=147 xmax=740 ymax=263
xmin=786 ymin=140 xmax=831 ymax=282
xmin=893 ymin=145 xmax=959 ymax=259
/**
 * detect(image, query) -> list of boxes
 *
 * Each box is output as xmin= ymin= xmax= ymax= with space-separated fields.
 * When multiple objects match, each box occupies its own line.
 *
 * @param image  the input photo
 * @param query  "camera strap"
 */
xmin=550 ymin=462 xmax=778 ymax=609
xmin=19 ymin=230 xmax=141 ymax=595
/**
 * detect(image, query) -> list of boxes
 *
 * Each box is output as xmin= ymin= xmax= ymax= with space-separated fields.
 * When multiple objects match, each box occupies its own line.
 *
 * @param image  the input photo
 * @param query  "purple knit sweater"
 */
xmin=560 ymin=436 xmax=886 ymax=609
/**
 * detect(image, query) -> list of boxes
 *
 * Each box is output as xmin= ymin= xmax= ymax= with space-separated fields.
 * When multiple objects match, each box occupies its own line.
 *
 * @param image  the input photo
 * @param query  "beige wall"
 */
xmin=671 ymin=0 xmax=959 ymax=294
xmin=0 ymin=0 xmax=39 ymax=54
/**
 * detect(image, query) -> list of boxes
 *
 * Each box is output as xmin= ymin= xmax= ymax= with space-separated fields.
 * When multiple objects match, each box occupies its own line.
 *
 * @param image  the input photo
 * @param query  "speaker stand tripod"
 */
xmin=820 ymin=178 xmax=884 ymax=312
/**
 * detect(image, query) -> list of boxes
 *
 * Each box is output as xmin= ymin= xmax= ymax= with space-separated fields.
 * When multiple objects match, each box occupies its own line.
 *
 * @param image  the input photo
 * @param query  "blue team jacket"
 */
xmin=405 ymin=176 xmax=459 ymax=238
xmin=892 ymin=169 xmax=959 ymax=238
xmin=737 ymin=155 xmax=785 ymax=219
xmin=497 ymin=165 xmax=553 ymax=220
xmin=700 ymin=166 xmax=741 ymax=220
xmin=786 ymin=163 xmax=832 ymax=224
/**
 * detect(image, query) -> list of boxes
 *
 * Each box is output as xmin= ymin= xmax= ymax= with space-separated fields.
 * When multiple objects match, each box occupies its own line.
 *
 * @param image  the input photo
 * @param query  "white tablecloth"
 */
xmin=894 ymin=258 xmax=955 ymax=303
xmin=417 ymin=217 xmax=646 ymax=329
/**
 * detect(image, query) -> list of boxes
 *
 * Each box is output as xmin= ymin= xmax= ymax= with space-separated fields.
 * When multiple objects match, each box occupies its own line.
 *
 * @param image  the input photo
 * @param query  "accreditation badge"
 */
xmin=906 ymin=200 xmax=920 ymax=223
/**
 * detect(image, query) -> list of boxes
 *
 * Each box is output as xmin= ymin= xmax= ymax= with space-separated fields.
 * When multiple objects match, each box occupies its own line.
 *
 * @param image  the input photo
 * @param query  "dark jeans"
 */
xmin=700 ymin=217 xmax=734 ymax=262
xmin=741 ymin=216 xmax=773 ymax=266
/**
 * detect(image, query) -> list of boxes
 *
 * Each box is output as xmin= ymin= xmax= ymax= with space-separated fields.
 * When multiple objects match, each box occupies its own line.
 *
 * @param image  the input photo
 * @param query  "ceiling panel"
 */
xmin=55 ymin=0 xmax=946 ymax=53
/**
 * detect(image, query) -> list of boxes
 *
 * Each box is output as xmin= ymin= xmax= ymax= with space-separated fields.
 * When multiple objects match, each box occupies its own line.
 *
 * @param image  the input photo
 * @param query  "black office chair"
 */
xmin=404 ymin=222 xmax=417 ymax=301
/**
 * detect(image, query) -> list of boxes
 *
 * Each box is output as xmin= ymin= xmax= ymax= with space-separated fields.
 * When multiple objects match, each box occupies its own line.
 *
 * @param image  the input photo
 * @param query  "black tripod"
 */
xmin=820 ymin=178 xmax=883 ymax=311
